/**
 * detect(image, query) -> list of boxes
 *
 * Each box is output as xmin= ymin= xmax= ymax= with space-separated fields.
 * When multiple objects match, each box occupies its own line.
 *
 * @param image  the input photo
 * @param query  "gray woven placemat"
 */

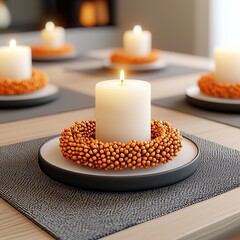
xmin=0 ymin=133 xmax=239 ymax=240
xmin=152 ymin=95 xmax=240 ymax=128
xmin=0 ymin=88 xmax=94 ymax=123
xmin=67 ymin=64 xmax=208 ymax=81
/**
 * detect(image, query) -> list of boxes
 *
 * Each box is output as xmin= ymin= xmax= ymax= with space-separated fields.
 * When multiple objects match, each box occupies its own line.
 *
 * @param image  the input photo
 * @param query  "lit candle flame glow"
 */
xmin=45 ymin=21 xmax=55 ymax=31
xmin=9 ymin=39 xmax=16 ymax=49
xmin=120 ymin=70 xmax=125 ymax=85
xmin=133 ymin=25 xmax=142 ymax=34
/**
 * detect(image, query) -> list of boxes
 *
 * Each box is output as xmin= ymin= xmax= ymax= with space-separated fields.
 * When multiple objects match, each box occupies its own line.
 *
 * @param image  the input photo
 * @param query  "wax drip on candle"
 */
xmin=120 ymin=70 xmax=124 ymax=85
xmin=133 ymin=25 xmax=142 ymax=34
xmin=9 ymin=39 xmax=16 ymax=49
xmin=45 ymin=21 xmax=55 ymax=31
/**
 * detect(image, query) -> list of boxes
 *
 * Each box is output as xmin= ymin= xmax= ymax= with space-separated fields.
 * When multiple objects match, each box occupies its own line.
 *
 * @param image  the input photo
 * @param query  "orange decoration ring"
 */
xmin=0 ymin=69 xmax=48 ymax=95
xmin=198 ymin=73 xmax=240 ymax=99
xmin=59 ymin=120 xmax=183 ymax=171
xmin=31 ymin=43 xmax=74 ymax=57
xmin=110 ymin=49 xmax=159 ymax=64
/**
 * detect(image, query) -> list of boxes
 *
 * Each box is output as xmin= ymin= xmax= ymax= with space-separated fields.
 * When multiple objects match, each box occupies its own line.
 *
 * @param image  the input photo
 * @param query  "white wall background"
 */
xmin=116 ymin=0 xmax=240 ymax=57
xmin=116 ymin=0 xmax=196 ymax=55
xmin=194 ymin=0 xmax=209 ymax=57
xmin=209 ymin=0 xmax=240 ymax=56
xmin=7 ymin=0 xmax=43 ymax=27
xmin=2 ymin=0 xmax=240 ymax=57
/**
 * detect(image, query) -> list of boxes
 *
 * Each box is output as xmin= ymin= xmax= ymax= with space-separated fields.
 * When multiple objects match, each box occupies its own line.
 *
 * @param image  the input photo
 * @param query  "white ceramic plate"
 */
xmin=102 ymin=58 xmax=167 ymax=71
xmin=186 ymin=85 xmax=240 ymax=112
xmin=38 ymin=136 xmax=200 ymax=191
xmin=0 ymin=84 xmax=59 ymax=108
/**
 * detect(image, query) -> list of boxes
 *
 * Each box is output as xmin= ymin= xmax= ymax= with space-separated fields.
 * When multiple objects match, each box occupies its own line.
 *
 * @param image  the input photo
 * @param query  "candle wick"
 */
xmin=120 ymin=69 xmax=124 ymax=86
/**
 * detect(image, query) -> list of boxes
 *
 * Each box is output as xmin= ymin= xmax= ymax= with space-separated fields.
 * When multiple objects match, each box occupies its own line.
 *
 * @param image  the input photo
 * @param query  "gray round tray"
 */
xmin=186 ymin=85 xmax=240 ymax=112
xmin=0 ymin=84 xmax=59 ymax=108
xmin=38 ymin=136 xmax=200 ymax=192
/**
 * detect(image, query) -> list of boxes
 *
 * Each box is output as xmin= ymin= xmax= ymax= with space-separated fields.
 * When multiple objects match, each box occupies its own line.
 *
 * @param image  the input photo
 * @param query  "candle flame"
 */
xmin=45 ymin=21 xmax=55 ymax=31
xmin=133 ymin=25 xmax=142 ymax=34
xmin=9 ymin=39 xmax=16 ymax=49
xmin=120 ymin=70 xmax=125 ymax=85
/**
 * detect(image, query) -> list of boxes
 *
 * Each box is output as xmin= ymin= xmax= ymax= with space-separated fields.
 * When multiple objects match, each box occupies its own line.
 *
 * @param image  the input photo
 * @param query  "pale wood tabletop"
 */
xmin=0 ymin=50 xmax=240 ymax=240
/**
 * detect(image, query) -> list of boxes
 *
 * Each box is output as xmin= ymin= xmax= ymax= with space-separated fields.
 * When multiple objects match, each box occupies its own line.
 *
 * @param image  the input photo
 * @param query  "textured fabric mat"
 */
xmin=67 ymin=64 xmax=208 ymax=81
xmin=0 ymin=88 xmax=94 ymax=123
xmin=152 ymin=95 xmax=240 ymax=128
xmin=0 ymin=133 xmax=239 ymax=240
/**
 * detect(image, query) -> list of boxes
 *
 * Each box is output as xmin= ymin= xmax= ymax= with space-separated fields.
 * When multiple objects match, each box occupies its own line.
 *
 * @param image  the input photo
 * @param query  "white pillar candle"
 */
xmin=41 ymin=21 xmax=65 ymax=48
xmin=0 ymin=39 xmax=32 ymax=79
xmin=96 ymin=71 xmax=151 ymax=143
xmin=214 ymin=47 xmax=240 ymax=83
xmin=123 ymin=25 xmax=152 ymax=57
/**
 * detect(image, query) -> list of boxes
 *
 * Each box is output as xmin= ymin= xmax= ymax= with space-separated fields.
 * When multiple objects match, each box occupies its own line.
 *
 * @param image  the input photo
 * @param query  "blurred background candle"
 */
xmin=95 ymin=0 xmax=110 ymax=26
xmin=95 ymin=70 xmax=151 ymax=143
xmin=123 ymin=25 xmax=152 ymax=57
xmin=214 ymin=47 xmax=240 ymax=83
xmin=79 ymin=0 xmax=97 ymax=27
xmin=41 ymin=21 xmax=65 ymax=48
xmin=0 ymin=0 xmax=11 ymax=29
xmin=0 ymin=39 xmax=32 ymax=79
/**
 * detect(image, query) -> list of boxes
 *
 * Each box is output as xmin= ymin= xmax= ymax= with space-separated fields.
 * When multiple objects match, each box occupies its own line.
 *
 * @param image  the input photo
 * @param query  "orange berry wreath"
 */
xmin=198 ymin=73 xmax=240 ymax=99
xmin=110 ymin=49 xmax=159 ymax=64
xmin=0 ymin=69 xmax=48 ymax=95
xmin=31 ymin=44 xmax=74 ymax=58
xmin=59 ymin=120 xmax=183 ymax=171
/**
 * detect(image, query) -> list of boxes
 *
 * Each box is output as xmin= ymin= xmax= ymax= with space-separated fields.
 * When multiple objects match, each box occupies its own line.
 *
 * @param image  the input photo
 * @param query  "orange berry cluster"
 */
xmin=31 ymin=43 xmax=74 ymax=57
xmin=110 ymin=49 xmax=159 ymax=64
xmin=198 ymin=73 xmax=240 ymax=99
xmin=59 ymin=120 xmax=183 ymax=171
xmin=0 ymin=69 xmax=48 ymax=95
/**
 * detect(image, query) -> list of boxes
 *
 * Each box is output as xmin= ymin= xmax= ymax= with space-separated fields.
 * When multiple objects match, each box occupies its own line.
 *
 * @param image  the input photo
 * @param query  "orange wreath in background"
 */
xmin=198 ymin=73 xmax=240 ymax=99
xmin=31 ymin=44 xmax=74 ymax=57
xmin=110 ymin=49 xmax=159 ymax=64
xmin=0 ymin=69 xmax=48 ymax=95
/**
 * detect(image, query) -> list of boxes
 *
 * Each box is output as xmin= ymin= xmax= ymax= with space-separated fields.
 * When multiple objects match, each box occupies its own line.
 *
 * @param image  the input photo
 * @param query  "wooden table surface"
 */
xmin=1 ymin=50 xmax=240 ymax=240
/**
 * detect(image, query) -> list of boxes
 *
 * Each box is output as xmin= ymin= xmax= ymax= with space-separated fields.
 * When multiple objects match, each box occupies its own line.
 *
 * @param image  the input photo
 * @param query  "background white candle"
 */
xmin=214 ymin=47 xmax=240 ymax=83
xmin=123 ymin=25 xmax=152 ymax=57
xmin=95 ymin=72 xmax=151 ymax=143
xmin=41 ymin=22 xmax=65 ymax=48
xmin=0 ymin=39 xmax=32 ymax=79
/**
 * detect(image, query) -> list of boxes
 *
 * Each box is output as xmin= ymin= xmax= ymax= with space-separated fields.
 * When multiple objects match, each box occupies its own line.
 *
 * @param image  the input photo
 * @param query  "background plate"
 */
xmin=32 ymin=51 xmax=79 ymax=62
xmin=38 ymin=136 xmax=200 ymax=191
xmin=186 ymin=85 xmax=240 ymax=112
xmin=103 ymin=58 xmax=167 ymax=71
xmin=0 ymin=84 xmax=59 ymax=108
